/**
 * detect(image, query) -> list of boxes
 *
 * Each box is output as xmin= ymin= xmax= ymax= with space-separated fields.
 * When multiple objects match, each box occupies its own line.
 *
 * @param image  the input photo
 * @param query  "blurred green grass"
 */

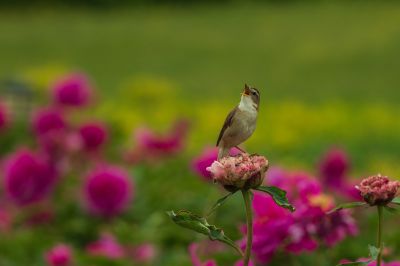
xmin=1 ymin=2 xmax=400 ymax=103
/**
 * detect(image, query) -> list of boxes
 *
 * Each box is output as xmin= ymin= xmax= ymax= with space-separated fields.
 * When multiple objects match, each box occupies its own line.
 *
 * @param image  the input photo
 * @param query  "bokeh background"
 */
xmin=1 ymin=0 xmax=400 ymax=265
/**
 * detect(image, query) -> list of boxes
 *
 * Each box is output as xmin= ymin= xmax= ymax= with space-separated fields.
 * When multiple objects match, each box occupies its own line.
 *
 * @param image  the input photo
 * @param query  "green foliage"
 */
xmin=328 ymin=202 xmax=367 ymax=214
xmin=255 ymin=186 xmax=295 ymax=212
xmin=167 ymin=210 xmax=243 ymax=256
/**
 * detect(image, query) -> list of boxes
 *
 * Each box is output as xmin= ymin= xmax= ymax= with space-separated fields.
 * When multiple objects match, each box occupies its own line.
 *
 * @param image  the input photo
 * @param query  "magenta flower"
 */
xmin=86 ymin=233 xmax=125 ymax=259
xmin=188 ymin=242 xmax=218 ymax=266
xmin=3 ymin=149 xmax=57 ymax=205
xmin=191 ymin=147 xmax=240 ymax=181
xmin=32 ymin=108 xmax=66 ymax=136
xmin=78 ymin=122 xmax=108 ymax=152
xmin=84 ymin=166 xmax=133 ymax=217
xmin=207 ymin=153 xmax=269 ymax=191
xmin=126 ymin=119 xmax=189 ymax=163
xmin=44 ymin=244 xmax=73 ymax=266
xmin=356 ymin=175 xmax=400 ymax=206
xmin=319 ymin=148 xmax=349 ymax=189
xmin=245 ymin=167 xmax=358 ymax=264
xmin=318 ymin=148 xmax=361 ymax=200
xmin=52 ymin=73 xmax=92 ymax=107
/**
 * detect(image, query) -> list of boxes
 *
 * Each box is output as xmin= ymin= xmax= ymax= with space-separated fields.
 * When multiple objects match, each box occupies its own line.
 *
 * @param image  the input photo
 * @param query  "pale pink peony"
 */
xmin=207 ymin=153 xmax=269 ymax=191
xmin=45 ymin=244 xmax=73 ymax=266
xmin=356 ymin=175 xmax=400 ymax=206
xmin=191 ymin=147 xmax=240 ymax=181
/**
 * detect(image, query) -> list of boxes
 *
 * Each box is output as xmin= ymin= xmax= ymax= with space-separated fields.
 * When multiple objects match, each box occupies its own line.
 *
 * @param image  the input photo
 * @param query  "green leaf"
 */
xmin=391 ymin=197 xmax=400 ymax=205
xmin=206 ymin=192 xmax=236 ymax=217
xmin=368 ymin=245 xmax=380 ymax=260
xmin=384 ymin=205 xmax=400 ymax=214
xmin=337 ymin=245 xmax=379 ymax=266
xmin=167 ymin=210 xmax=243 ymax=256
xmin=255 ymin=186 xmax=295 ymax=212
xmin=328 ymin=202 xmax=367 ymax=214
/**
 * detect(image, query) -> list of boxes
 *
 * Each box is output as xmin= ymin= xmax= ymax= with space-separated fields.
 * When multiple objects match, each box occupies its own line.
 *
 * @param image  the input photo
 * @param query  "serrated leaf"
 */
xmin=255 ymin=186 xmax=295 ymax=212
xmin=206 ymin=192 xmax=236 ymax=217
xmin=328 ymin=202 xmax=367 ymax=214
xmin=337 ymin=245 xmax=380 ymax=266
xmin=167 ymin=210 xmax=243 ymax=256
xmin=391 ymin=197 xmax=400 ymax=205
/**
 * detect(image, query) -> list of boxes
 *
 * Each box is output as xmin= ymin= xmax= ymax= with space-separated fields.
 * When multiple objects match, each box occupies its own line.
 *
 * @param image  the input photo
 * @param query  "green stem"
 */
xmin=377 ymin=205 xmax=383 ymax=266
xmin=242 ymin=189 xmax=253 ymax=266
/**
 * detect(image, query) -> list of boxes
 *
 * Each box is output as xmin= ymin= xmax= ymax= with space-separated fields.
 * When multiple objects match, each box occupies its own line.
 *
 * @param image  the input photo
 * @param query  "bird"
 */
xmin=216 ymin=84 xmax=260 ymax=160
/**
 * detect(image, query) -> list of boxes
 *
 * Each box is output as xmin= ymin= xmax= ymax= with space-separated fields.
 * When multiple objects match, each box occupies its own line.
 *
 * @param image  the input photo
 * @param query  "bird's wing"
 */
xmin=216 ymin=107 xmax=237 ymax=146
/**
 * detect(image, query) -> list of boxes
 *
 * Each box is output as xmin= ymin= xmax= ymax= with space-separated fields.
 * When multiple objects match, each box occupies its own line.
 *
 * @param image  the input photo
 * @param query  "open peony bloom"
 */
xmin=52 ymin=73 xmax=92 ymax=107
xmin=45 ymin=244 xmax=73 ymax=266
xmin=207 ymin=153 xmax=269 ymax=191
xmin=356 ymin=175 xmax=400 ymax=206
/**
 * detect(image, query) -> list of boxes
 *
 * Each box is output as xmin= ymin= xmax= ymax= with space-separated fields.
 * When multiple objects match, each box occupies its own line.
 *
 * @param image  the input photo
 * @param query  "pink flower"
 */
xmin=45 ymin=244 xmax=73 ymax=266
xmin=207 ymin=153 xmax=269 ymax=191
xmin=52 ymin=73 xmax=92 ymax=107
xmin=319 ymin=148 xmax=349 ymax=189
xmin=78 ymin=122 xmax=108 ymax=152
xmin=356 ymin=175 xmax=400 ymax=206
xmin=3 ymin=149 xmax=57 ymax=205
xmin=188 ymin=243 xmax=217 ymax=266
xmin=318 ymin=148 xmax=361 ymax=201
xmin=0 ymin=207 xmax=12 ymax=232
xmin=84 ymin=166 xmax=133 ymax=217
xmin=191 ymin=147 xmax=240 ymax=181
xmin=32 ymin=108 xmax=66 ymax=136
xmin=246 ymin=167 xmax=358 ymax=264
xmin=86 ymin=233 xmax=124 ymax=259
xmin=129 ymin=243 xmax=156 ymax=263
xmin=126 ymin=119 xmax=189 ymax=164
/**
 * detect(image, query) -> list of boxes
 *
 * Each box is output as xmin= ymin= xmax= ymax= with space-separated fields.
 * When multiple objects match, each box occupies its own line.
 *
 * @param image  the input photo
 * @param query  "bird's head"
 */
xmin=241 ymin=84 xmax=260 ymax=109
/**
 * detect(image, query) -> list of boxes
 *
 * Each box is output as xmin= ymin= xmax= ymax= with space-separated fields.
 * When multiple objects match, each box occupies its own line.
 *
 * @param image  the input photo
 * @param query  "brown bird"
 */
xmin=216 ymin=84 xmax=260 ymax=160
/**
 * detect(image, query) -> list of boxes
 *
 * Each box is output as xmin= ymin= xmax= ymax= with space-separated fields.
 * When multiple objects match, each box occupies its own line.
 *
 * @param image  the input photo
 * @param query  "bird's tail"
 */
xmin=218 ymin=147 xmax=229 ymax=161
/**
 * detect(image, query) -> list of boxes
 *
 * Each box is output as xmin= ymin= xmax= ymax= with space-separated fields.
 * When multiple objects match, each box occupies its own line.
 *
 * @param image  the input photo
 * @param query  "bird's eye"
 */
xmin=252 ymin=91 xmax=257 ymax=95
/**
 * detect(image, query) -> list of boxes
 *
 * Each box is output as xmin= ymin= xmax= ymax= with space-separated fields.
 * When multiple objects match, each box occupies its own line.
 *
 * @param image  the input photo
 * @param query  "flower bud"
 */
xmin=356 ymin=174 xmax=400 ymax=206
xmin=207 ymin=153 xmax=269 ymax=191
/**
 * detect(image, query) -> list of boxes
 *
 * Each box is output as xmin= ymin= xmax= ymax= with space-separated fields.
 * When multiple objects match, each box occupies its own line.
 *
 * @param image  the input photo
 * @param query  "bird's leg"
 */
xmin=234 ymin=146 xmax=247 ymax=153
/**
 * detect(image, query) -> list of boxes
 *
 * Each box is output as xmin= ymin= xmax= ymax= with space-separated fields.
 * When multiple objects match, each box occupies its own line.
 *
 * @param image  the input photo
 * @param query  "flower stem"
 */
xmin=241 ymin=189 xmax=253 ymax=266
xmin=377 ymin=205 xmax=383 ymax=266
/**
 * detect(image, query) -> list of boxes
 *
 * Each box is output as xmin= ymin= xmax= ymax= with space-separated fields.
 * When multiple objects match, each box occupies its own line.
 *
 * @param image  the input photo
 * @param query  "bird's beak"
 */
xmin=242 ymin=87 xmax=251 ymax=96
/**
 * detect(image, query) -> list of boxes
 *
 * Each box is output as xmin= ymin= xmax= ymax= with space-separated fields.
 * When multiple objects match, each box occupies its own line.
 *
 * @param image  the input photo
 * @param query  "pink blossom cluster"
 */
xmin=52 ymin=73 xmax=92 ymax=108
xmin=356 ymin=175 xmax=400 ymax=206
xmin=207 ymin=153 xmax=269 ymax=190
xmin=245 ymin=168 xmax=358 ymax=264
